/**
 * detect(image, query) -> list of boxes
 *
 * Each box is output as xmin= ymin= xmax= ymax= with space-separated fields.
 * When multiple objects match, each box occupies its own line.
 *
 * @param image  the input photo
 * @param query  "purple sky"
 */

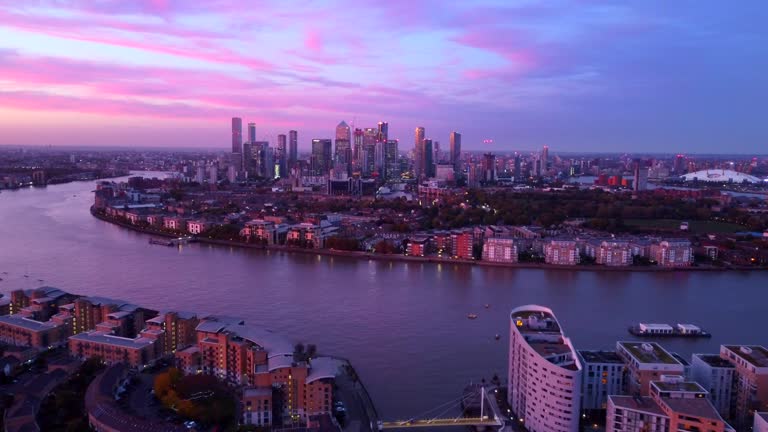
xmin=0 ymin=1 xmax=766 ymax=152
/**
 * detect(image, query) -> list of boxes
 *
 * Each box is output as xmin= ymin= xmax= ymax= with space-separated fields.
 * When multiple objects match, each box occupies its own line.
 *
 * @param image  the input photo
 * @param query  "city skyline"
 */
xmin=0 ymin=2 xmax=766 ymax=152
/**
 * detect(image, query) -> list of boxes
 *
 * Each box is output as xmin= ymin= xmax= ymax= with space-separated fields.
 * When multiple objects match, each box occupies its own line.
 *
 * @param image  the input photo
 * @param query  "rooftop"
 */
xmin=609 ymin=395 xmax=666 ymax=416
xmin=578 ymin=350 xmax=624 ymax=364
xmin=659 ymin=396 xmax=721 ymax=422
xmin=619 ymin=341 xmax=679 ymax=365
xmin=69 ymin=331 xmax=156 ymax=349
xmin=694 ymin=354 xmax=734 ymax=368
xmin=0 ymin=314 xmax=58 ymax=332
xmin=723 ymin=345 xmax=768 ymax=368
xmin=671 ymin=353 xmax=690 ymax=366
xmin=652 ymin=380 xmax=705 ymax=393
xmin=306 ymin=357 xmax=344 ymax=384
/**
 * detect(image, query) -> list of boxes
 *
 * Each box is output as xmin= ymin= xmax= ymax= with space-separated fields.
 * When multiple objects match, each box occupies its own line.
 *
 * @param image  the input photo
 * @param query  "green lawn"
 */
xmin=624 ymin=219 xmax=745 ymax=233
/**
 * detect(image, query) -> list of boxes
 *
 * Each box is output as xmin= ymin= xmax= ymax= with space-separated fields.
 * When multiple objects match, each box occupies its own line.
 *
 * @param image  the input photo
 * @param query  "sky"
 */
xmin=0 ymin=1 xmax=766 ymax=153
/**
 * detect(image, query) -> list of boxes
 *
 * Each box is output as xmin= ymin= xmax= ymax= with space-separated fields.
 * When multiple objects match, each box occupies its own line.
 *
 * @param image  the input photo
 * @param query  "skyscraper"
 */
xmin=288 ymin=130 xmax=298 ymax=169
xmin=276 ymin=134 xmax=287 ymax=178
xmin=513 ymin=152 xmax=522 ymax=180
xmin=674 ymin=154 xmax=685 ymax=174
xmin=449 ymin=131 xmax=461 ymax=174
xmin=232 ymin=117 xmax=243 ymax=154
xmin=541 ymin=145 xmax=549 ymax=175
xmin=311 ymin=139 xmax=332 ymax=176
xmin=633 ymin=159 xmax=648 ymax=191
xmin=421 ymin=139 xmax=435 ymax=179
xmin=248 ymin=122 xmax=256 ymax=144
xmin=482 ymin=153 xmax=497 ymax=182
xmin=384 ymin=140 xmax=399 ymax=180
xmin=335 ymin=121 xmax=352 ymax=173
xmin=363 ymin=128 xmax=377 ymax=176
xmin=377 ymin=121 xmax=388 ymax=142
xmin=352 ymin=128 xmax=364 ymax=173
xmin=414 ymin=127 xmax=426 ymax=179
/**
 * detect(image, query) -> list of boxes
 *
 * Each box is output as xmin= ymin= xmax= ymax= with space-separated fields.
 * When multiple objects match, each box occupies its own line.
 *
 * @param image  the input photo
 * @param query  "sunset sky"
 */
xmin=0 ymin=1 xmax=766 ymax=152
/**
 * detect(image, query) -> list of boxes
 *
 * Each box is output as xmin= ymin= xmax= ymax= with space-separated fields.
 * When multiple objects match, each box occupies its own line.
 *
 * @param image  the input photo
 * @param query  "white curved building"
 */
xmin=508 ymin=305 xmax=582 ymax=432
xmin=680 ymin=169 xmax=761 ymax=183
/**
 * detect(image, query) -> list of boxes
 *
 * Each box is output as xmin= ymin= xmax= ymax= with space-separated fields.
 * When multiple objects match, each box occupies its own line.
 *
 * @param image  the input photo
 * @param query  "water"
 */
xmin=1 ymin=174 xmax=767 ymax=420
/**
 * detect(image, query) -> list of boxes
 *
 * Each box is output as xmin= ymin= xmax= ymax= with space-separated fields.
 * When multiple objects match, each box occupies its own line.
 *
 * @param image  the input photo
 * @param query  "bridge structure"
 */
xmin=379 ymin=385 xmax=505 ymax=430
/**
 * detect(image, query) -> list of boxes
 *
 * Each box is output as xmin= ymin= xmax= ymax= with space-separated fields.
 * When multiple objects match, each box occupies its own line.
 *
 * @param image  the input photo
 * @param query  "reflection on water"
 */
xmin=1 ymin=175 xmax=767 ymax=418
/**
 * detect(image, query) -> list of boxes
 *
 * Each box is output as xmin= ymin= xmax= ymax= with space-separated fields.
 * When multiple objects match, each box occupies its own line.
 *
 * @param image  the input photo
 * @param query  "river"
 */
xmin=1 ymin=173 xmax=767 ymax=420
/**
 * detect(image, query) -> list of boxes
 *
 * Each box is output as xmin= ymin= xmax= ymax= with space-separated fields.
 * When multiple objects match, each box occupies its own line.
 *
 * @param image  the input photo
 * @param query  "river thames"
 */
xmin=1 ymin=174 xmax=767 ymax=420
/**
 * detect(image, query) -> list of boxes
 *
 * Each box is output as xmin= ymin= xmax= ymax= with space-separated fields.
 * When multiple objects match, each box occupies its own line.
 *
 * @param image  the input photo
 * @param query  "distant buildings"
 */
xmin=596 ymin=240 xmax=632 ymax=266
xmin=650 ymin=240 xmax=693 ymax=267
xmin=482 ymin=238 xmax=518 ymax=263
xmin=544 ymin=240 xmax=580 ymax=265
xmin=508 ymin=305 xmax=582 ymax=432
xmin=310 ymin=139 xmax=332 ymax=176
xmin=450 ymin=132 xmax=461 ymax=175
xmin=288 ymin=130 xmax=298 ymax=169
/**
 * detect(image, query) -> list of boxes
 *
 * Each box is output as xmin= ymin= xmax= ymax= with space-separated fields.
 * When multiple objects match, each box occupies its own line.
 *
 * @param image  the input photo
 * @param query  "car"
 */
xmin=335 ymin=406 xmax=347 ymax=413
xmin=334 ymin=401 xmax=344 ymax=407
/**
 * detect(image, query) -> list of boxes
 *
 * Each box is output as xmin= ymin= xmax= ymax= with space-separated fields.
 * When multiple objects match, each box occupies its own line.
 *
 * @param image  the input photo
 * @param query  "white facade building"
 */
xmin=508 ymin=305 xmax=582 ymax=432
xmin=691 ymin=353 xmax=735 ymax=419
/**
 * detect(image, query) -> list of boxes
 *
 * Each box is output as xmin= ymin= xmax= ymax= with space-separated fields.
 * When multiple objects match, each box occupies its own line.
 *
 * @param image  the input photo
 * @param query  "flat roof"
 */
xmin=659 ymin=397 xmax=721 ymax=421
xmin=578 ymin=350 xmax=624 ymax=364
xmin=0 ymin=314 xmax=58 ymax=332
xmin=694 ymin=354 xmax=734 ymax=368
xmin=652 ymin=380 xmax=705 ymax=393
xmin=69 ymin=331 xmax=155 ymax=349
xmin=671 ymin=353 xmax=690 ymax=366
xmin=609 ymin=395 xmax=665 ymax=416
xmin=618 ymin=341 xmax=680 ymax=365
xmin=306 ymin=357 xmax=344 ymax=384
xmin=722 ymin=345 xmax=768 ymax=368
xmin=243 ymin=387 xmax=272 ymax=397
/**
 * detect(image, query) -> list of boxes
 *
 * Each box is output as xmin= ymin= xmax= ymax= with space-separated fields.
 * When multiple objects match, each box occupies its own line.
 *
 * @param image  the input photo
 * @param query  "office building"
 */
xmin=384 ymin=140 xmax=399 ymax=180
xmin=616 ymin=341 xmax=685 ymax=396
xmin=720 ymin=345 xmax=768 ymax=428
xmin=414 ymin=127 xmax=426 ymax=178
xmin=692 ymin=353 xmax=735 ymax=419
xmin=377 ymin=121 xmax=388 ymax=142
xmin=449 ymin=131 xmax=461 ymax=174
xmin=633 ymin=159 xmax=648 ymax=191
xmin=508 ymin=305 xmax=582 ymax=432
xmin=607 ymin=377 xmax=733 ymax=432
xmin=541 ymin=145 xmax=549 ymax=175
xmin=288 ymin=130 xmax=298 ymax=169
xmin=417 ymin=138 xmax=435 ymax=179
xmin=232 ymin=117 xmax=243 ymax=155
xmin=276 ymin=134 xmax=287 ymax=178
xmin=482 ymin=153 xmax=496 ymax=182
xmin=578 ymin=350 xmax=625 ymax=412
xmin=248 ymin=122 xmax=256 ymax=143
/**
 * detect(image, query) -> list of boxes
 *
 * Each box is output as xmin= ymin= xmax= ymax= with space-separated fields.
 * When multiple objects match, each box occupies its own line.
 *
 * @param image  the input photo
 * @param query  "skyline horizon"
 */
xmin=1 ymin=1 xmax=766 ymax=152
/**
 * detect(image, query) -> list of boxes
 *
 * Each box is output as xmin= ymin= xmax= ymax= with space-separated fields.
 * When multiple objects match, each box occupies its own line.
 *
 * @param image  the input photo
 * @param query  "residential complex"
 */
xmin=616 ymin=341 xmax=686 ymax=396
xmin=720 ymin=345 xmax=768 ymax=428
xmin=508 ymin=305 xmax=582 ymax=432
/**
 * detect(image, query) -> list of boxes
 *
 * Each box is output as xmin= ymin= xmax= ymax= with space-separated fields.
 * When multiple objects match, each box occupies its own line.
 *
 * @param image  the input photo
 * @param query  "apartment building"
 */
xmin=616 ymin=341 xmax=685 ymax=396
xmin=482 ymin=237 xmax=518 ymax=263
xmin=508 ymin=305 xmax=582 ymax=432
xmin=720 ymin=345 xmax=768 ymax=428
xmin=544 ymin=240 xmax=580 ymax=265
xmin=69 ymin=328 xmax=165 ymax=370
xmin=596 ymin=240 xmax=632 ymax=266
xmin=578 ymin=350 xmax=625 ymax=412
xmin=692 ymin=353 xmax=735 ymax=419
xmin=650 ymin=240 xmax=693 ymax=267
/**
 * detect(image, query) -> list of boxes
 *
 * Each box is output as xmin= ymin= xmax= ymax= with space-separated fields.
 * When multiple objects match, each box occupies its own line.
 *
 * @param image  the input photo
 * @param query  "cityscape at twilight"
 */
xmin=2 ymin=2 xmax=768 ymax=432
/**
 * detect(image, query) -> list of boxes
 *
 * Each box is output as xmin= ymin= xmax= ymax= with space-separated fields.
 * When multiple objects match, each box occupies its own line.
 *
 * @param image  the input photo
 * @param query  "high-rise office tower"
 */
xmin=232 ymin=117 xmax=243 ymax=154
xmin=276 ymin=134 xmax=287 ymax=178
xmin=248 ymin=122 xmax=256 ymax=144
xmin=335 ymin=121 xmax=352 ymax=173
xmin=377 ymin=121 xmax=388 ymax=142
xmin=363 ymin=128 xmax=377 ymax=176
xmin=633 ymin=159 xmax=648 ymax=191
xmin=414 ymin=127 xmax=426 ymax=178
xmin=384 ymin=140 xmax=399 ymax=180
xmin=288 ymin=130 xmax=298 ymax=169
xmin=541 ymin=145 xmax=549 ymax=175
xmin=311 ymin=139 xmax=332 ymax=176
xmin=421 ymin=139 xmax=435 ymax=178
xmin=352 ymin=128 xmax=364 ymax=173
xmin=674 ymin=154 xmax=685 ymax=174
xmin=508 ymin=305 xmax=582 ymax=432
xmin=449 ymin=131 xmax=461 ymax=174
xmin=513 ymin=153 xmax=521 ymax=180
xmin=433 ymin=141 xmax=440 ymax=163
xmin=250 ymin=141 xmax=270 ymax=178
xmin=482 ymin=153 xmax=497 ymax=182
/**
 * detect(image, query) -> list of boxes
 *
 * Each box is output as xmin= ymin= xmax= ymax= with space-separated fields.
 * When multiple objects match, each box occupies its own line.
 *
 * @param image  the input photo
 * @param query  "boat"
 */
xmin=467 ymin=314 xmax=478 ymax=320
xmin=149 ymin=239 xmax=174 ymax=247
xmin=494 ymin=334 xmax=500 ymax=340
xmin=484 ymin=304 xmax=490 ymax=309
xmin=628 ymin=322 xmax=712 ymax=338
